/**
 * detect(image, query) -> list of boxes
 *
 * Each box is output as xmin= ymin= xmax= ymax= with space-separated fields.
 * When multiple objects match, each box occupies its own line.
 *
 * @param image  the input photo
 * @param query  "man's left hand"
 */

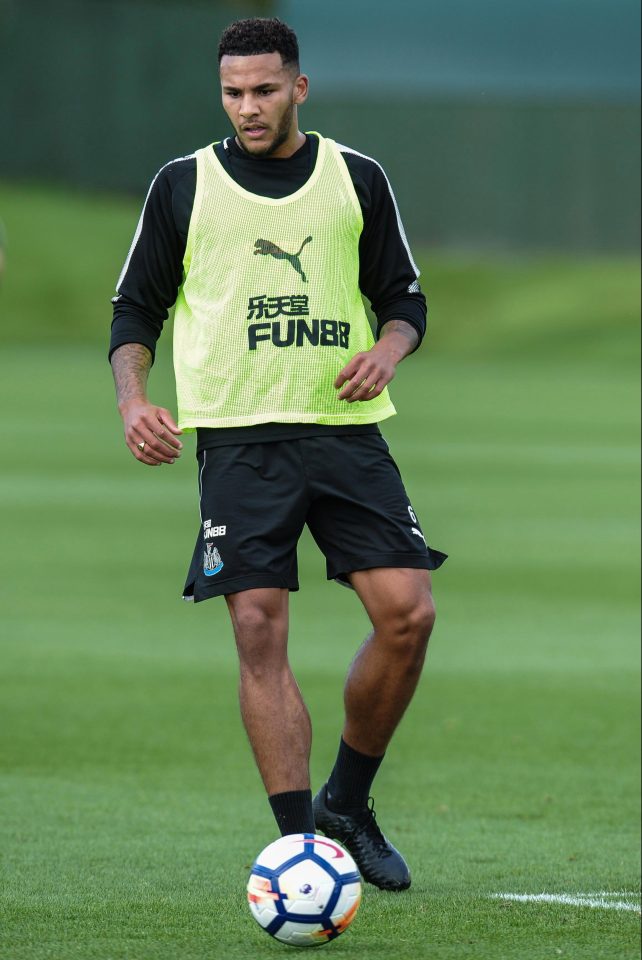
xmin=334 ymin=326 xmax=417 ymax=403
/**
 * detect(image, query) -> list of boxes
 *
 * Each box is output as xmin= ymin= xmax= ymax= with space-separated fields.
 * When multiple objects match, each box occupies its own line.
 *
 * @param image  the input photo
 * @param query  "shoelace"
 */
xmin=346 ymin=798 xmax=393 ymax=858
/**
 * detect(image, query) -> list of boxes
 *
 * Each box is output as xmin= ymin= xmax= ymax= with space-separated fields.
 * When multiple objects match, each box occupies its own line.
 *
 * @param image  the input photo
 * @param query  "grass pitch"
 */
xmin=0 ymin=181 xmax=640 ymax=958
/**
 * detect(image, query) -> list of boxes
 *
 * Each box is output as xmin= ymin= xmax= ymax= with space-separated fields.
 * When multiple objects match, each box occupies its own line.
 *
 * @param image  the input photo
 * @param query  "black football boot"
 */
xmin=312 ymin=784 xmax=411 ymax=891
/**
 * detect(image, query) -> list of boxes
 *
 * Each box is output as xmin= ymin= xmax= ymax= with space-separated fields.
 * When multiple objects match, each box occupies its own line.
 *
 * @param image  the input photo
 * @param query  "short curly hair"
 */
xmin=218 ymin=18 xmax=300 ymax=71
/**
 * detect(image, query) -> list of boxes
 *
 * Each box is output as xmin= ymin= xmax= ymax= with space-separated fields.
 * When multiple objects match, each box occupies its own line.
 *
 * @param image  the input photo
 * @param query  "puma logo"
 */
xmin=254 ymin=236 xmax=313 ymax=283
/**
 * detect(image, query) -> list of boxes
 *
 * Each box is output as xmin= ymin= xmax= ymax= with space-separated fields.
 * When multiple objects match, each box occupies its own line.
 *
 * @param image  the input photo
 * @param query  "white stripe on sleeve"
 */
xmin=112 ymin=153 xmax=195 ymax=301
xmin=337 ymin=143 xmax=420 ymax=279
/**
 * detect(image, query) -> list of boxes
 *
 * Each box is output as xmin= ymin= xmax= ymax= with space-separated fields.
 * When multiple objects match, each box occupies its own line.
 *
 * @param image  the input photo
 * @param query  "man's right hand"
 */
xmin=110 ymin=343 xmax=183 ymax=465
xmin=120 ymin=399 xmax=183 ymax=466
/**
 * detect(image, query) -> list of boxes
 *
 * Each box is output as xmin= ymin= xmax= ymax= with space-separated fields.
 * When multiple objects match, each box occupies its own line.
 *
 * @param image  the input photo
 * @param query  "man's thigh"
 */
xmin=349 ymin=567 xmax=434 ymax=629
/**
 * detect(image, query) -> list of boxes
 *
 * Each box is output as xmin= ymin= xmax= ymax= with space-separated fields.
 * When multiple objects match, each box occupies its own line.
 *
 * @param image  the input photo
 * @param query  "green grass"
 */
xmin=0 ymin=181 xmax=640 ymax=958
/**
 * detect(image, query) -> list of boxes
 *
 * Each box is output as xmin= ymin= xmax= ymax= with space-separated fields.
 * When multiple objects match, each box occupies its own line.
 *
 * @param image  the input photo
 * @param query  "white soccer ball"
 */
xmin=247 ymin=833 xmax=362 ymax=947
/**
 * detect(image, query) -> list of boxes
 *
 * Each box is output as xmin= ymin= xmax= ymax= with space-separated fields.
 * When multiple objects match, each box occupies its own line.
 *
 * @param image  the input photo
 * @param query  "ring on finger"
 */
xmin=137 ymin=440 xmax=146 ymax=451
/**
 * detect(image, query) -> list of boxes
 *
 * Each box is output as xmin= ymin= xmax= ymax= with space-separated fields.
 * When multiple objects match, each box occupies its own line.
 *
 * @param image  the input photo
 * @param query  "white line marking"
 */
xmin=491 ymin=893 xmax=640 ymax=913
xmin=590 ymin=891 xmax=641 ymax=897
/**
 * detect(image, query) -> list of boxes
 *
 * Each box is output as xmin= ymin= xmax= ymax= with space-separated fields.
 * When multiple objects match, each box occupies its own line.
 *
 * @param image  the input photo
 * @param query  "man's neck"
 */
xmin=233 ymin=130 xmax=307 ymax=160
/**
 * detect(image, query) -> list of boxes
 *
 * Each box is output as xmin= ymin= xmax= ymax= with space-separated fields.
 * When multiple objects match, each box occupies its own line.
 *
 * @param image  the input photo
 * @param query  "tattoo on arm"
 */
xmin=110 ymin=343 xmax=153 ymax=407
xmin=379 ymin=319 xmax=419 ymax=355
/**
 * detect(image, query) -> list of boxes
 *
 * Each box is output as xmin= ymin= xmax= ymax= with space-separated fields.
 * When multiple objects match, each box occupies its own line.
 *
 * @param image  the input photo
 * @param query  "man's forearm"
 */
xmin=378 ymin=319 xmax=419 ymax=362
xmin=110 ymin=343 xmax=153 ymax=409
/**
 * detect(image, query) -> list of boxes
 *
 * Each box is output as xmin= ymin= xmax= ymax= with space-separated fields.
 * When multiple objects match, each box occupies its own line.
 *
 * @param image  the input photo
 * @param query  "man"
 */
xmin=109 ymin=17 xmax=446 ymax=892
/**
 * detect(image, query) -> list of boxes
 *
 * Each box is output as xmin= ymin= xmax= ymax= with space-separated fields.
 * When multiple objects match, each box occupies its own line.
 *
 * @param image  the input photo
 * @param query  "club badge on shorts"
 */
xmin=203 ymin=543 xmax=224 ymax=577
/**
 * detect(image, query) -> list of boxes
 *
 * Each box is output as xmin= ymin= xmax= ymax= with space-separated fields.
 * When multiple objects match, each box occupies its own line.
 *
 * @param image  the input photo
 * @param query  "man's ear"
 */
xmin=293 ymin=74 xmax=309 ymax=105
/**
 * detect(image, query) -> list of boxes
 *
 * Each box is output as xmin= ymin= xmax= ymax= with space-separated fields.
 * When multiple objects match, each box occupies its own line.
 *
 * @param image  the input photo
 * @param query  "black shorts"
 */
xmin=183 ymin=433 xmax=447 ymax=602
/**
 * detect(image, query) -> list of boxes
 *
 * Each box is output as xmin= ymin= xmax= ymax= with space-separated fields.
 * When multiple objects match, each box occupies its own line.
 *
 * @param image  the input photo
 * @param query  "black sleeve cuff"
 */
xmin=109 ymin=308 xmax=160 ymax=364
xmin=375 ymin=296 xmax=427 ymax=352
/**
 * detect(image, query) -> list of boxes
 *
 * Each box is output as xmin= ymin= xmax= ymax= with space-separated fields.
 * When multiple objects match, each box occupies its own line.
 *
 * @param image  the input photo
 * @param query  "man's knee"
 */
xmin=399 ymin=593 xmax=435 ymax=643
xmin=377 ymin=592 xmax=436 ymax=665
xmin=226 ymin=589 xmax=288 ymax=674
xmin=352 ymin=569 xmax=435 ymax=643
xmin=407 ymin=594 xmax=436 ymax=638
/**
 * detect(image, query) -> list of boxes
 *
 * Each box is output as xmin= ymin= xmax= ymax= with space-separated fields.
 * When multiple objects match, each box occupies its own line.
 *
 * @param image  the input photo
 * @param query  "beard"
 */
xmin=237 ymin=102 xmax=295 ymax=158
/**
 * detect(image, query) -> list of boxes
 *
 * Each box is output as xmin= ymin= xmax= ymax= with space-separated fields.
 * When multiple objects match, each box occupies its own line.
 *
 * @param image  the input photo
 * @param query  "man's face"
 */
xmin=220 ymin=53 xmax=308 ymax=158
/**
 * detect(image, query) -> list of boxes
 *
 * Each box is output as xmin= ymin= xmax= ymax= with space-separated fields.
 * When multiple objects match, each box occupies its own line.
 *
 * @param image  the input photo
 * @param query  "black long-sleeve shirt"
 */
xmin=110 ymin=133 xmax=427 ymax=449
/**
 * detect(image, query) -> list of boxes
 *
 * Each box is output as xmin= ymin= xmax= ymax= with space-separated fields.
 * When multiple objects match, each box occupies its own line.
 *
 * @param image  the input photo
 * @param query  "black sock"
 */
xmin=326 ymin=738 xmax=384 ymax=813
xmin=269 ymin=789 xmax=316 ymax=836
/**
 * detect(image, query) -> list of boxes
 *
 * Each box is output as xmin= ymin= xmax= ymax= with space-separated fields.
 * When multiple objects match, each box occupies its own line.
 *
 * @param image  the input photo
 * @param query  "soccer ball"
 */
xmin=247 ymin=833 xmax=362 ymax=947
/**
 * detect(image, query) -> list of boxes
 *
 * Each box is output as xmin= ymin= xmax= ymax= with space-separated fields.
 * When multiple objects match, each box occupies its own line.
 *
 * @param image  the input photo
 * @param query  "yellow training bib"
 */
xmin=173 ymin=133 xmax=396 ymax=429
